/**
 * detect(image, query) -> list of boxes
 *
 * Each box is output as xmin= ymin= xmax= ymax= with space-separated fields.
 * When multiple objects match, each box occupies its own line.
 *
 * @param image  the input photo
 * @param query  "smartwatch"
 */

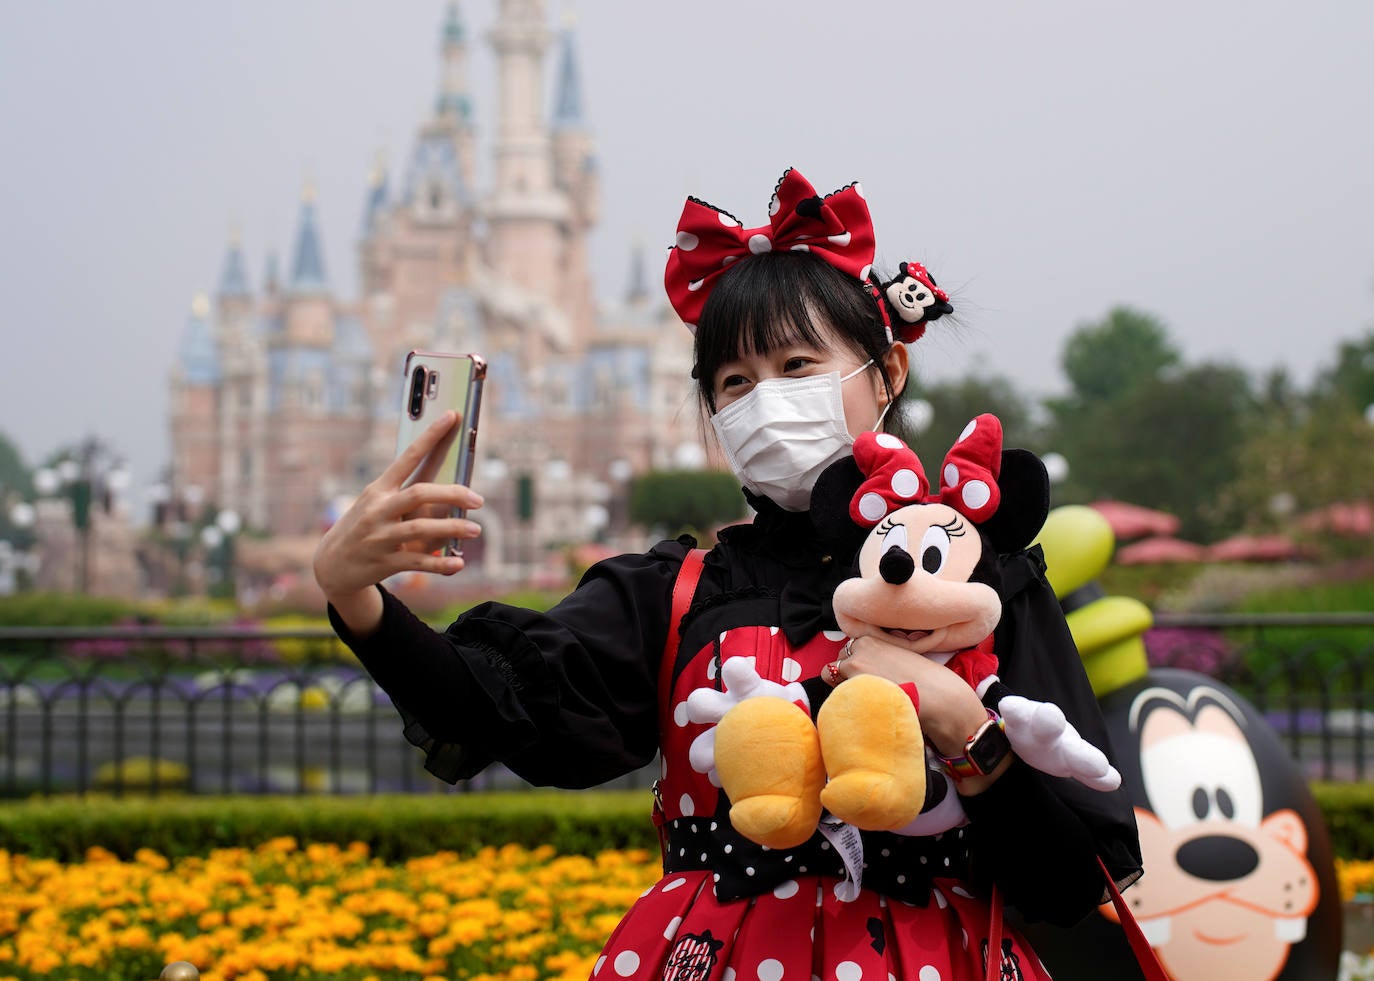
xmin=937 ymin=708 xmax=1011 ymax=782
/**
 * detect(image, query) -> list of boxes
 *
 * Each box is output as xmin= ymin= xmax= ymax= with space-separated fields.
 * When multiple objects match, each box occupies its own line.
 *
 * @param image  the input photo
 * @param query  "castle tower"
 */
xmin=279 ymin=182 xmax=333 ymax=350
xmin=169 ymin=294 xmax=222 ymax=509
xmin=436 ymin=1 xmax=478 ymax=190
xmin=359 ymin=2 xmax=479 ymax=376
xmin=212 ymin=232 xmax=259 ymax=530
xmin=549 ymin=11 xmax=599 ymax=354
xmin=215 ymin=230 xmax=253 ymax=322
xmin=484 ymin=0 xmax=572 ymax=316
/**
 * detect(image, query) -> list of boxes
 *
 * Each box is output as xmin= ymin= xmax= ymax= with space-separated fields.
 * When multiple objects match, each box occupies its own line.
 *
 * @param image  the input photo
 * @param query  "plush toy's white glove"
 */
xmin=685 ymin=656 xmax=811 ymax=787
xmin=998 ymin=694 xmax=1122 ymax=792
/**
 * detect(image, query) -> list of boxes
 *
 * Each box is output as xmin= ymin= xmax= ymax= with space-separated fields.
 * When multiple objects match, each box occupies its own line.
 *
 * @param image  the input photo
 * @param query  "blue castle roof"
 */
xmin=178 ymin=296 xmax=220 ymax=385
xmin=552 ymin=24 xmax=586 ymax=131
xmin=218 ymin=238 xmax=251 ymax=298
xmin=289 ymin=193 xmax=327 ymax=292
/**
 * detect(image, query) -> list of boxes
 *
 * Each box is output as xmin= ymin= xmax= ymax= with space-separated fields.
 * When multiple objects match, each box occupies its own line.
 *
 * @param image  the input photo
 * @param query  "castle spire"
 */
xmin=289 ymin=181 xmax=327 ymax=292
xmin=263 ymin=251 xmax=280 ymax=296
xmin=488 ymin=0 xmax=555 ymax=203
xmin=625 ymin=239 xmax=649 ymax=305
xmin=217 ymin=229 xmax=251 ymax=299
xmin=360 ymin=151 xmax=390 ymax=237
xmin=436 ymin=2 xmax=473 ymax=121
xmin=178 ymin=293 xmax=220 ymax=384
xmin=552 ymin=10 xmax=585 ymax=131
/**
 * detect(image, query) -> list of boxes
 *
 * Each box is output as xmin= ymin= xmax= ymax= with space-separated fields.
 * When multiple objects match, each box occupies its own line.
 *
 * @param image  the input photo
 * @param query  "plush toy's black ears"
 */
xmin=810 ymin=455 xmax=867 ymax=553
xmin=980 ymin=448 xmax=1050 ymax=554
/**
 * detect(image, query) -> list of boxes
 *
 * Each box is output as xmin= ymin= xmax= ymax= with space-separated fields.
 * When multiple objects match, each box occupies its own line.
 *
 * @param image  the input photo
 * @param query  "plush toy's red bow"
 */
xmin=664 ymin=168 xmax=880 ymax=332
xmin=850 ymin=416 xmax=1004 ymax=528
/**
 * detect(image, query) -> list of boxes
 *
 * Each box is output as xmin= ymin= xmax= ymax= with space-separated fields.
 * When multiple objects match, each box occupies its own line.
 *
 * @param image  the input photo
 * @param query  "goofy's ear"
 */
xmin=978 ymin=448 xmax=1049 ymax=554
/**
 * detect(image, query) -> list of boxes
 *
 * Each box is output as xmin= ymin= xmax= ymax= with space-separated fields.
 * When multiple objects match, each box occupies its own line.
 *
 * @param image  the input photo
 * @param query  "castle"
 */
xmin=169 ymin=1 xmax=699 ymax=581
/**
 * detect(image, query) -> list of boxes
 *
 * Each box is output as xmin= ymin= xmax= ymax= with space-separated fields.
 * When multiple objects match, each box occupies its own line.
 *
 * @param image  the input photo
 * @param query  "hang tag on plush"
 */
xmin=818 ymin=815 xmax=864 ymax=901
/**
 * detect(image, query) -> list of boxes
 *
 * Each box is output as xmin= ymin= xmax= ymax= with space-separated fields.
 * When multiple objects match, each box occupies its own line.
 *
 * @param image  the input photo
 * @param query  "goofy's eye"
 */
xmin=917 ymin=525 xmax=951 ymax=575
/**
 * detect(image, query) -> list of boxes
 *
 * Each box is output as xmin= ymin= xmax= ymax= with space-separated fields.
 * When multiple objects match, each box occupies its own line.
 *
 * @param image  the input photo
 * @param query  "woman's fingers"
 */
xmin=385 ymin=549 xmax=466 ymax=578
xmin=379 ymin=411 xmax=460 ymax=490
xmin=411 ymin=415 xmax=463 ymax=485
xmin=384 ymin=516 xmax=483 ymax=549
xmin=390 ymin=479 xmax=484 ymax=519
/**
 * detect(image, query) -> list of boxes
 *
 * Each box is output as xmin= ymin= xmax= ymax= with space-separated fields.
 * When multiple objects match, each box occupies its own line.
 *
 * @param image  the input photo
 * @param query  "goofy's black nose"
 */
xmin=879 ymin=546 xmax=915 ymax=585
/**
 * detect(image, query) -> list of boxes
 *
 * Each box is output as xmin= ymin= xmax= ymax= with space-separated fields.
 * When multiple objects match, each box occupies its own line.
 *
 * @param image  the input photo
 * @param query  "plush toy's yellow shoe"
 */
xmin=817 ymin=675 xmax=926 ymax=832
xmin=715 ymin=696 xmax=825 ymax=850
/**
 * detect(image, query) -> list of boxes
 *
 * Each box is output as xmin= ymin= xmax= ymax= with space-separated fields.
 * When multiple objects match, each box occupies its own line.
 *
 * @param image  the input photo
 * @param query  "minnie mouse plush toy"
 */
xmin=689 ymin=416 xmax=1121 ymax=851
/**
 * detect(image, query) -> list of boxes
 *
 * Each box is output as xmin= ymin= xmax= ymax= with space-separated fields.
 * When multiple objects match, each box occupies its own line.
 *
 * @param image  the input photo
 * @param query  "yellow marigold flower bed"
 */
xmin=1341 ymin=858 xmax=1374 ymax=902
xmin=0 ymin=839 xmax=661 ymax=980
xmin=0 ymin=841 xmax=1368 ymax=979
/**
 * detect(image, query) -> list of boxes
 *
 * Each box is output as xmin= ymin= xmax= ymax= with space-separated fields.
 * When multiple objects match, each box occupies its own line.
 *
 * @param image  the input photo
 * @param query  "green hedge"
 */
xmin=0 ymin=791 xmax=661 ymax=862
xmin=0 ymin=784 xmax=1370 ymax=863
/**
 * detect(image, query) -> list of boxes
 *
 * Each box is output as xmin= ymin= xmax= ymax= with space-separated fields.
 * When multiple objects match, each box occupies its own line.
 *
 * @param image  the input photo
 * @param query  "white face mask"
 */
xmin=711 ymin=361 xmax=880 ymax=512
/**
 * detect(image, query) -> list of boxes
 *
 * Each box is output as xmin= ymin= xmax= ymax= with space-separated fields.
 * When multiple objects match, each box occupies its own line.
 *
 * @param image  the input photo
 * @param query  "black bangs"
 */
xmin=693 ymin=252 xmax=888 ymax=406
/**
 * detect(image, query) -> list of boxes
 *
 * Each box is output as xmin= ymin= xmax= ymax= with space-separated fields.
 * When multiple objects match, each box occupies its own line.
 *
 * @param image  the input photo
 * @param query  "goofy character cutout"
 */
xmin=690 ymin=416 xmax=1120 ymax=852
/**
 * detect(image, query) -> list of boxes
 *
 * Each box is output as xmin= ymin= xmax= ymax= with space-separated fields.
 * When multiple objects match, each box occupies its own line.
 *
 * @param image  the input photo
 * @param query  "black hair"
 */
xmin=692 ymin=252 xmax=909 ymax=427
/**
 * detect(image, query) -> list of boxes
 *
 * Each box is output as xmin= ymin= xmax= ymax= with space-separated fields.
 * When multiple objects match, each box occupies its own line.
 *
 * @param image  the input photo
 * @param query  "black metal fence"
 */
xmin=0 ymin=616 xmax=1370 ymax=797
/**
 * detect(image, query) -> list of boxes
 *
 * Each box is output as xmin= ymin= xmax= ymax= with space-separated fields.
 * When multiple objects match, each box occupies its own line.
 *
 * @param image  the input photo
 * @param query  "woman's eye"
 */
xmin=720 ymin=374 xmax=749 ymax=390
xmin=783 ymin=357 xmax=813 ymax=373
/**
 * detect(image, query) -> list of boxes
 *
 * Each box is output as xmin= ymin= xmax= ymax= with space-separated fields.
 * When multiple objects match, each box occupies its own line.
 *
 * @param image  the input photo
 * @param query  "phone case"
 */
xmin=396 ymin=350 xmax=487 ymax=555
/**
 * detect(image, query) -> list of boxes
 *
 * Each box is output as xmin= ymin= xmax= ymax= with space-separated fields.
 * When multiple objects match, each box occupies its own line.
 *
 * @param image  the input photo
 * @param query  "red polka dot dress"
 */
xmin=595 ymin=622 xmax=1055 ymax=981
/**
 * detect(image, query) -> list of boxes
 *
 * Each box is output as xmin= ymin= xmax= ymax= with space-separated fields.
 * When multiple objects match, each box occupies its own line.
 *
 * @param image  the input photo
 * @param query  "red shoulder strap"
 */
xmin=653 ymin=548 xmax=708 ymax=844
xmin=983 ymin=863 xmax=1166 ymax=981
xmin=659 ymin=547 xmax=708 ymax=719
xmin=1098 ymin=857 xmax=1171 ymax=980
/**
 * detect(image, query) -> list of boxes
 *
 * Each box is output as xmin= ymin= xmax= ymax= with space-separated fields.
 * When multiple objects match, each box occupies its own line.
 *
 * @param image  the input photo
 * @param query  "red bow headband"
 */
xmin=665 ymin=168 xmax=879 ymax=331
xmin=849 ymin=415 xmax=1004 ymax=527
xmin=664 ymin=169 xmax=955 ymax=344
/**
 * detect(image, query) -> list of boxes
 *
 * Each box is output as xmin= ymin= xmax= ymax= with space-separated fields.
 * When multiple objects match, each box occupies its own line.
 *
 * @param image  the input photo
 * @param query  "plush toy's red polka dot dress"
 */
xmin=595 ymin=617 xmax=1054 ymax=981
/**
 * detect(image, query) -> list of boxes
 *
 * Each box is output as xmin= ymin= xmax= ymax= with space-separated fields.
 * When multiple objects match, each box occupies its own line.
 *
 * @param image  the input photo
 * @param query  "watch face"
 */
xmin=969 ymin=723 xmax=1012 ymax=774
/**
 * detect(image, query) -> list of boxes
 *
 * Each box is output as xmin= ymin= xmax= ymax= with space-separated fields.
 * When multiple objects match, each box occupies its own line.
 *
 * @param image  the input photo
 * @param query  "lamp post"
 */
xmin=202 ymin=509 xmax=241 ymax=601
xmin=149 ymin=473 xmax=203 ymax=597
xmin=1042 ymin=452 xmax=1070 ymax=487
xmin=32 ymin=437 xmax=130 ymax=594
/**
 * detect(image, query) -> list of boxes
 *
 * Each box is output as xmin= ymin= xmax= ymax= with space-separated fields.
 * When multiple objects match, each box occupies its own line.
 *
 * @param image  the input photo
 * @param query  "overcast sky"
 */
xmin=2 ymin=1 xmax=1372 ymax=504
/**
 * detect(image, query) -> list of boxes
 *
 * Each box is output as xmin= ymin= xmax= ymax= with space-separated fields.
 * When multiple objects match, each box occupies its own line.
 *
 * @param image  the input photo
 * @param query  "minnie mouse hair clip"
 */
xmin=878 ymin=261 xmax=954 ymax=343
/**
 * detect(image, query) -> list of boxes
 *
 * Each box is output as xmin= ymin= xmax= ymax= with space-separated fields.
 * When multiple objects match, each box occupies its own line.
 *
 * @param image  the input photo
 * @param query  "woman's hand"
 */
xmin=829 ymin=634 xmax=1011 ymax=793
xmin=313 ymin=410 xmax=484 ymax=636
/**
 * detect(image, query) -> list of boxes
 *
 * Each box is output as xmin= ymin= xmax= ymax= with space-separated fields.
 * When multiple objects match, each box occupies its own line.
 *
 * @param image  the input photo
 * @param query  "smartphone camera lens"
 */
xmin=407 ymin=365 xmax=426 ymax=419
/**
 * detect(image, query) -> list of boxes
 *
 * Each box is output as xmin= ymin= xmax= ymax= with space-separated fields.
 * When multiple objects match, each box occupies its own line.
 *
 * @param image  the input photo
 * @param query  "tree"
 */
xmin=1048 ymin=361 xmax=1255 ymax=541
xmin=629 ymin=469 xmax=748 ymax=540
xmin=1058 ymin=306 xmax=1181 ymax=405
xmin=1313 ymin=329 xmax=1374 ymax=415
xmin=0 ymin=431 xmax=34 ymax=548
xmin=0 ymin=431 xmax=32 ymax=502
xmin=905 ymin=374 xmax=1042 ymax=462
xmin=1218 ymin=390 xmax=1374 ymax=539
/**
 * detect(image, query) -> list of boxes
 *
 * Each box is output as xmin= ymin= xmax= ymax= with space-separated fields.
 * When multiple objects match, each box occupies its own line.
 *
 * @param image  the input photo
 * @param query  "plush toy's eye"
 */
xmin=880 ymin=522 xmax=908 ymax=555
xmin=917 ymin=525 xmax=951 ymax=575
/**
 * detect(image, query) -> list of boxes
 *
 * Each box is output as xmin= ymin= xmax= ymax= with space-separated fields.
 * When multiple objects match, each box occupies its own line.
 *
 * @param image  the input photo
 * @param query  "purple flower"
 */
xmin=1143 ymin=627 xmax=1238 ymax=677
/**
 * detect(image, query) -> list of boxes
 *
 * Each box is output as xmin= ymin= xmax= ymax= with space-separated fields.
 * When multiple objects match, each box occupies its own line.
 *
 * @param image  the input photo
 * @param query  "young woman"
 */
xmin=316 ymin=169 xmax=1140 ymax=981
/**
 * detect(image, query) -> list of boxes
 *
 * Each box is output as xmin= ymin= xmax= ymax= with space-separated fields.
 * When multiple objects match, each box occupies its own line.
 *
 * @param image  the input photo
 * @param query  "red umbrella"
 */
xmin=1115 ymin=535 xmax=1208 ymax=565
xmin=1088 ymin=500 xmax=1181 ymax=542
xmin=1206 ymin=534 xmax=1307 ymax=562
xmin=1297 ymin=500 xmax=1373 ymax=537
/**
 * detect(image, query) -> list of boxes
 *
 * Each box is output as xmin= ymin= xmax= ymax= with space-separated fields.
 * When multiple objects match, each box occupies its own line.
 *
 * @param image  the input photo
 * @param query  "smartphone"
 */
xmin=395 ymin=350 xmax=487 ymax=557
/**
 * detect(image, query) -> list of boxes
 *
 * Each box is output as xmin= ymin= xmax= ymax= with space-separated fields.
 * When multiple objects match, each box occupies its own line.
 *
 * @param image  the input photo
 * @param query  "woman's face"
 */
xmin=710 ymin=320 xmax=908 ymax=440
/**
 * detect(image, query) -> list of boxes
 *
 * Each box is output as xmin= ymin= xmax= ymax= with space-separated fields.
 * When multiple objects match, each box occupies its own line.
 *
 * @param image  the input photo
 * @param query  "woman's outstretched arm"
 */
xmin=313 ymin=409 xmax=484 ymax=637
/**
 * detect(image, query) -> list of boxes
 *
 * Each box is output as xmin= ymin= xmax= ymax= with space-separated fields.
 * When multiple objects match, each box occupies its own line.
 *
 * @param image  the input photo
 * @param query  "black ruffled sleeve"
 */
xmin=330 ymin=536 xmax=694 ymax=787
